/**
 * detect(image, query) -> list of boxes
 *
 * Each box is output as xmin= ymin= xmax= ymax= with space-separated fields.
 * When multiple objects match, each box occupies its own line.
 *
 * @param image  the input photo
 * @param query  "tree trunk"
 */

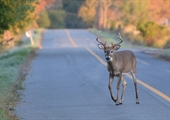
xmin=94 ymin=1 xmax=99 ymax=29
xmin=98 ymin=2 xmax=104 ymax=30
xmin=94 ymin=0 xmax=111 ymax=30
xmin=103 ymin=6 xmax=108 ymax=30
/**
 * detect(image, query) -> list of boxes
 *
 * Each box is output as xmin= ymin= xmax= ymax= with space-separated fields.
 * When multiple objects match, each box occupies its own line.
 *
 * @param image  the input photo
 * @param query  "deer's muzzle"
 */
xmin=106 ymin=56 xmax=112 ymax=61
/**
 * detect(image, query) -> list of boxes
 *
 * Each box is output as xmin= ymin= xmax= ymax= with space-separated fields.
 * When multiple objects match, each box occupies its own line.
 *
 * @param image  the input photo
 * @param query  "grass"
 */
xmin=89 ymin=28 xmax=170 ymax=62
xmin=0 ymin=29 xmax=43 ymax=120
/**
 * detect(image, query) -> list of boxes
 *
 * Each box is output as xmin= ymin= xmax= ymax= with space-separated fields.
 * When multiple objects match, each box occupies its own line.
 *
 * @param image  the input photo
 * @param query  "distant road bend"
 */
xmin=15 ymin=29 xmax=170 ymax=120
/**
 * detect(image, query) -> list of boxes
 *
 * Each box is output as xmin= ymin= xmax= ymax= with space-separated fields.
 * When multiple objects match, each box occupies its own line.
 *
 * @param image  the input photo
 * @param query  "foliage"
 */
xmin=63 ymin=0 xmax=83 ymax=13
xmin=148 ymin=0 xmax=170 ymax=23
xmin=63 ymin=0 xmax=87 ymax=28
xmin=4 ymin=0 xmax=37 ymax=34
xmin=119 ymin=0 xmax=150 ymax=26
xmin=0 ymin=0 xmax=42 ymax=51
xmin=108 ymin=0 xmax=170 ymax=48
xmin=35 ymin=0 xmax=55 ymax=14
xmin=78 ymin=0 xmax=96 ymax=27
xmin=137 ymin=21 xmax=167 ymax=46
xmin=164 ymin=40 xmax=170 ymax=49
xmin=0 ymin=1 xmax=13 ymax=34
xmin=37 ymin=10 xmax=51 ymax=28
xmin=48 ymin=10 xmax=65 ymax=29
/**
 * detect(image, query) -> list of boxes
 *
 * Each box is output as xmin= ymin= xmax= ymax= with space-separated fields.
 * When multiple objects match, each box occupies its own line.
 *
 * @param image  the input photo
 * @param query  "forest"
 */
xmin=1 ymin=0 xmax=170 ymax=49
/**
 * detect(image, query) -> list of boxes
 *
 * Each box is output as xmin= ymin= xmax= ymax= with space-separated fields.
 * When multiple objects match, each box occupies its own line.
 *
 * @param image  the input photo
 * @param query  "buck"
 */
xmin=96 ymin=33 xmax=139 ymax=105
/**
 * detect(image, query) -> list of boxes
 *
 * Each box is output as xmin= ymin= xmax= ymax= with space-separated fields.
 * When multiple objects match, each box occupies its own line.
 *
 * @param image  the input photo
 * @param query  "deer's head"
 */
xmin=96 ymin=33 xmax=123 ymax=61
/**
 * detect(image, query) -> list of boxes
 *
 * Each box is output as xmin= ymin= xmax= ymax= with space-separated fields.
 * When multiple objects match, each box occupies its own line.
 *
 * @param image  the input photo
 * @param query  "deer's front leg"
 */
xmin=116 ymin=74 xmax=122 ymax=105
xmin=108 ymin=73 xmax=116 ymax=102
xmin=120 ymin=75 xmax=127 ymax=104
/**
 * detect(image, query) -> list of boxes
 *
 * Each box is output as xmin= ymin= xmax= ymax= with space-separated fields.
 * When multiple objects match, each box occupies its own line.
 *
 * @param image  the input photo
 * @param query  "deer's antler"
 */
xmin=115 ymin=33 xmax=123 ymax=46
xmin=96 ymin=36 xmax=106 ymax=47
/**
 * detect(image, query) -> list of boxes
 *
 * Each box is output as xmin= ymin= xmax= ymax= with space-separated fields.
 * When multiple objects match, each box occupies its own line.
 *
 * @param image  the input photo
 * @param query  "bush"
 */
xmin=124 ymin=32 xmax=145 ymax=46
xmin=137 ymin=21 xmax=167 ymax=46
xmin=65 ymin=14 xmax=87 ymax=28
xmin=48 ymin=10 xmax=66 ymax=29
xmin=108 ymin=21 xmax=116 ymax=31
xmin=37 ymin=10 xmax=51 ymax=28
xmin=164 ymin=40 xmax=170 ymax=49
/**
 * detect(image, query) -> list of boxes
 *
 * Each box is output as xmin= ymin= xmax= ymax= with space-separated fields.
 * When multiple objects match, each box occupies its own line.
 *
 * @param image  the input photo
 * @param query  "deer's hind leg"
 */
xmin=119 ymin=75 xmax=127 ymax=105
xmin=131 ymin=72 xmax=140 ymax=104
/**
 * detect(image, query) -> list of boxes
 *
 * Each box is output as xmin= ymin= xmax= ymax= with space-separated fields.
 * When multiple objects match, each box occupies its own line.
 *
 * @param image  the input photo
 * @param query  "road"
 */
xmin=15 ymin=29 xmax=170 ymax=120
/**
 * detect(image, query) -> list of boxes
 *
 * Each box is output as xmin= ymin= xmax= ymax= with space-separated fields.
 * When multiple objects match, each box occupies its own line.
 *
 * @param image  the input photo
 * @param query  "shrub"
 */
xmin=137 ymin=21 xmax=167 ymax=47
xmin=48 ymin=10 xmax=66 ymax=29
xmin=37 ymin=10 xmax=51 ymax=28
xmin=164 ymin=39 xmax=170 ymax=49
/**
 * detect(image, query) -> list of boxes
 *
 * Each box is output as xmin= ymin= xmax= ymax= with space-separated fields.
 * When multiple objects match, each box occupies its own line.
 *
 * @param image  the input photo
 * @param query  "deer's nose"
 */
xmin=106 ymin=56 xmax=110 ymax=60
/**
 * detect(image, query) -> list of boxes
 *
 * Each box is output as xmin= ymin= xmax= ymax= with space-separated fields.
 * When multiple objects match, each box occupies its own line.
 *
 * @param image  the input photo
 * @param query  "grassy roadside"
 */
xmin=0 ymin=29 xmax=44 ymax=120
xmin=89 ymin=28 xmax=170 ymax=62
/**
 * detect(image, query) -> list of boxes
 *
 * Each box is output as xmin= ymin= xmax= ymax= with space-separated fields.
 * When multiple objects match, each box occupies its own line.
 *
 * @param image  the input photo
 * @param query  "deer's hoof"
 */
xmin=119 ymin=102 xmax=123 ymax=105
xmin=136 ymin=101 xmax=140 ymax=104
xmin=116 ymin=103 xmax=119 ymax=106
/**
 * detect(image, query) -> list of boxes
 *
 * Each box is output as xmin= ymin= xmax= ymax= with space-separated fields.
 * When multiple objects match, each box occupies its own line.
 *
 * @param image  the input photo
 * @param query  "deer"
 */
xmin=96 ymin=33 xmax=139 ymax=105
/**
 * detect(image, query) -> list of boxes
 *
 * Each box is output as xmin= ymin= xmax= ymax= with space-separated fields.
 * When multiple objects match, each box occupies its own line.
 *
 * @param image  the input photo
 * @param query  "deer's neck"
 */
xmin=108 ymin=54 xmax=117 ymax=65
xmin=107 ymin=55 xmax=117 ymax=71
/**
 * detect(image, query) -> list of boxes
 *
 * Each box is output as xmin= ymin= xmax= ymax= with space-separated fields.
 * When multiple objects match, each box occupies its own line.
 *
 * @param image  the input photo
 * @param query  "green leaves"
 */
xmin=0 ymin=1 xmax=13 ymax=34
xmin=137 ymin=20 xmax=167 ymax=46
xmin=37 ymin=10 xmax=51 ymax=28
xmin=0 ymin=0 xmax=37 ymax=35
xmin=119 ymin=0 xmax=150 ymax=26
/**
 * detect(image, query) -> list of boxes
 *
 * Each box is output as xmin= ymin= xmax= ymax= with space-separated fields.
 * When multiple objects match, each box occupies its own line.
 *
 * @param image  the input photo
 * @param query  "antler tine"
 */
xmin=115 ymin=32 xmax=123 ymax=45
xmin=96 ymin=36 xmax=106 ymax=46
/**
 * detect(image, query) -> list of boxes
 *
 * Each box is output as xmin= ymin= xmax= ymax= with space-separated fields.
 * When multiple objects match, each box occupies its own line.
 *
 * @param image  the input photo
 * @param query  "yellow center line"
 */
xmin=85 ymin=47 xmax=107 ymax=66
xmin=66 ymin=30 xmax=170 ymax=102
xmin=65 ymin=29 xmax=78 ymax=47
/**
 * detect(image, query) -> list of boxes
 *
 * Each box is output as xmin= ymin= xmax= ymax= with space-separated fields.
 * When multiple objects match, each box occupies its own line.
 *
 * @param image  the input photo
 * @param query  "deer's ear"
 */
xmin=114 ymin=45 xmax=121 ymax=50
xmin=97 ymin=44 xmax=104 ymax=50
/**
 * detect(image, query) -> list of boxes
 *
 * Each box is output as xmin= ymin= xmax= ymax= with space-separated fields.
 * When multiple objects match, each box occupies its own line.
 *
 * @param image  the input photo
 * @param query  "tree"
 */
xmin=119 ymin=0 xmax=150 ymax=26
xmin=148 ymin=0 xmax=170 ymax=25
xmin=100 ymin=0 xmax=112 ymax=30
xmin=137 ymin=21 xmax=167 ymax=46
xmin=78 ymin=0 xmax=96 ymax=27
xmin=0 ymin=1 xmax=13 ymax=35
xmin=48 ymin=10 xmax=65 ymax=29
xmin=79 ymin=0 xmax=112 ymax=29
xmin=63 ymin=0 xmax=86 ymax=28
xmin=37 ymin=10 xmax=51 ymax=28
xmin=0 ymin=0 xmax=40 ymax=35
xmin=35 ymin=0 xmax=55 ymax=14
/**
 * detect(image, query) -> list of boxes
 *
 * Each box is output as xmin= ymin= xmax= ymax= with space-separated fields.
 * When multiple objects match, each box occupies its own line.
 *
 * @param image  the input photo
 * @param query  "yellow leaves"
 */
xmin=78 ymin=0 xmax=96 ymax=26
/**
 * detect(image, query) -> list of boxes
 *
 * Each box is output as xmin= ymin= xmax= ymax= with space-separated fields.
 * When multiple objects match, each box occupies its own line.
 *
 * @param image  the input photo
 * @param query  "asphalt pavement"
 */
xmin=15 ymin=29 xmax=170 ymax=120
